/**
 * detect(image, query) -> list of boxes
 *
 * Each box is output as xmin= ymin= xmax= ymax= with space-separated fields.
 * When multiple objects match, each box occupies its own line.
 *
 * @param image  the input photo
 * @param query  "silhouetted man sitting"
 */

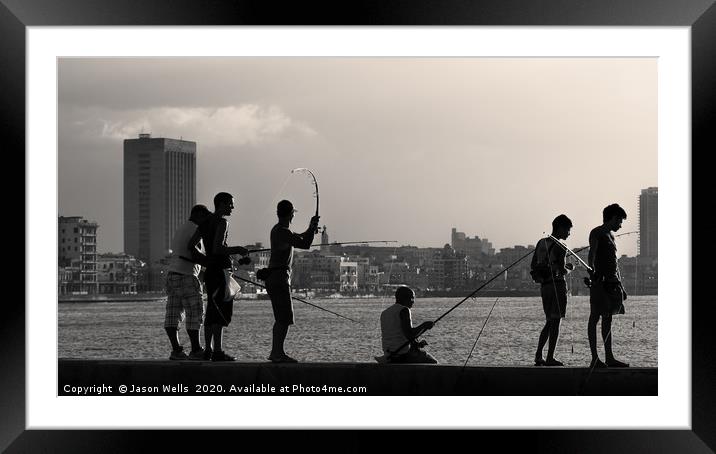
xmin=377 ymin=286 xmax=437 ymax=364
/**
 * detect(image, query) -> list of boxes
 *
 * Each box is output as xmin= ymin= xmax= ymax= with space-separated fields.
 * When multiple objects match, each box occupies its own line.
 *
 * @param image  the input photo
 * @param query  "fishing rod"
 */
xmin=571 ymin=231 xmax=639 ymax=255
xmin=246 ymin=240 xmax=399 ymax=254
xmin=387 ymin=247 xmax=536 ymax=360
xmin=546 ymin=234 xmax=592 ymax=272
xmin=231 ymin=273 xmax=360 ymax=323
xmin=547 ymin=230 xmax=638 ymax=286
xmin=292 ymin=168 xmax=320 ymax=234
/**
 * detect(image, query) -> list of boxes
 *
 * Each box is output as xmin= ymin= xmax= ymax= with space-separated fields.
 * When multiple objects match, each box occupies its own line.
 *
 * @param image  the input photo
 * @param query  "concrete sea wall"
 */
xmin=59 ymin=359 xmax=656 ymax=396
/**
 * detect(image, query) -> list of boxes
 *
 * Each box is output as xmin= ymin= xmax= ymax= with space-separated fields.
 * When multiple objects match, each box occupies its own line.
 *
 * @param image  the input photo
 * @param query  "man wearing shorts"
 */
xmin=531 ymin=214 xmax=574 ymax=367
xmin=199 ymin=192 xmax=249 ymax=362
xmin=587 ymin=203 xmax=629 ymax=368
xmin=265 ymin=200 xmax=319 ymax=363
xmin=164 ymin=204 xmax=211 ymax=360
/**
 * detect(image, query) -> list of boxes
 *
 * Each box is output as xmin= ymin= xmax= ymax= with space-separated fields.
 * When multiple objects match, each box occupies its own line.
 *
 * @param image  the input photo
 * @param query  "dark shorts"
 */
xmin=589 ymin=280 xmax=625 ymax=317
xmin=540 ymin=280 xmax=567 ymax=320
xmin=204 ymin=268 xmax=234 ymax=327
xmin=266 ymin=273 xmax=294 ymax=325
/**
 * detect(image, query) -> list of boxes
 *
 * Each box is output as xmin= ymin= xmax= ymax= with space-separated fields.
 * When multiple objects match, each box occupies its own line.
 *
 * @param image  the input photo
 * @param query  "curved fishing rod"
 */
xmin=246 ymin=240 xmax=398 ymax=254
xmin=231 ymin=273 xmax=360 ymax=323
xmin=387 ymin=247 xmax=536 ymax=360
xmin=291 ymin=167 xmax=319 ymax=234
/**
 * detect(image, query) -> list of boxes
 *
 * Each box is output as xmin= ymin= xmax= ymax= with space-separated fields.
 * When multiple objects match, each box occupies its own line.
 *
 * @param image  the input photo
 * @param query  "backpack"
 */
xmin=530 ymin=239 xmax=556 ymax=284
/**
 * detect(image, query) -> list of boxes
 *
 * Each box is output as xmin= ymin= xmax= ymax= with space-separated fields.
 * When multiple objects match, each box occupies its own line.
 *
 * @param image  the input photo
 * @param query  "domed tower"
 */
xmin=320 ymin=226 xmax=330 ymax=254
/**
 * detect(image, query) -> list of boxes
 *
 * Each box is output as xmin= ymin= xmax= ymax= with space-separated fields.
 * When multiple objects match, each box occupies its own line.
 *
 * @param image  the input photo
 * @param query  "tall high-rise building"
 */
xmin=123 ymin=133 xmax=196 ymax=267
xmin=58 ymin=216 xmax=99 ymax=294
xmin=638 ymin=187 xmax=658 ymax=259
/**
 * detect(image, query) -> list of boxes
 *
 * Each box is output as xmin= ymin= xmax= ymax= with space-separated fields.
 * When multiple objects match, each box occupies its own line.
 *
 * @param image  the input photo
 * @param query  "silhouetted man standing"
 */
xmin=265 ymin=200 xmax=319 ymax=363
xmin=531 ymin=214 xmax=574 ymax=366
xmin=587 ymin=203 xmax=629 ymax=368
xmin=199 ymin=192 xmax=249 ymax=362
xmin=164 ymin=204 xmax=212 ymax=360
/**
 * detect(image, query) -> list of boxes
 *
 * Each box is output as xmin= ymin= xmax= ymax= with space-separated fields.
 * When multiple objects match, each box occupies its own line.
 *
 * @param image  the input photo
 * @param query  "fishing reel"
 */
xmin=412 ymin=339 xmax=428 ymax=349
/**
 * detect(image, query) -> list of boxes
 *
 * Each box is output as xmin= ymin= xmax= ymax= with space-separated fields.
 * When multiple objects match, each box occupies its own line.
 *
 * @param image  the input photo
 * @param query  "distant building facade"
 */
xmin=58 ymin=216 xmax=99 ymax=294
xmin=97 ymin=253 xmax=140 ymax=294
xmin=292 ymin=251 xmax=342 ymax=291
xmin=124 ymin=133 xmax=196 ymax=290
xmin=429 ymin=244 xmax=469 ymax=290
xmin=638 ymin=187 xmax=658 ymax=261
xmin=451 ymin=227 xmax=495 ymax=258
xmin=339 ymin=261 xmax=358 ymax=292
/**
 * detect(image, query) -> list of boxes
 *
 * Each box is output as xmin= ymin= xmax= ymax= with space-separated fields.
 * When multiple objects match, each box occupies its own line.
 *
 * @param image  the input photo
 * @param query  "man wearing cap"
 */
xmin=164 ymin=204 xmax=212 ymax=360
xmin=265 ymin=200 xmax=320 ymax=363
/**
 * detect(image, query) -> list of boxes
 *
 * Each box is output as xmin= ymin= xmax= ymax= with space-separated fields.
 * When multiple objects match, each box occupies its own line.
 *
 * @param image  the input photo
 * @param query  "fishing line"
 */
xmin=543 ymin=236 xmax=569 ymax=364
xmin=462 ymin=297 xmax=500 ymax=369
xmin=496 ymin=304 xmax=514 ymax=363
xmin=387 ymin=248 xmax=535 ymax=362
xmin=579 ymin=233 xmax=631 ymax=394
xmin=204 ymin=264 xmax=261 ymax=360
xmin=231 ymin=273 xmax=360 ymax=323
xmin=291 ymin=167 xmax=320 ymax=234
xmin=263 ymin=171 xmax=294 ymax=219
xmin=247 ymin=240 xmax=398 ymax=254
xmin=372 ymin=243 xmax=400 ymax=362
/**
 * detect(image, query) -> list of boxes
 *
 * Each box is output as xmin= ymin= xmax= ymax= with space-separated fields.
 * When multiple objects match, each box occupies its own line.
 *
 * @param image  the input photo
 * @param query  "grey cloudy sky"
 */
xmin=58 ymin=57 xmax=656 ymax=256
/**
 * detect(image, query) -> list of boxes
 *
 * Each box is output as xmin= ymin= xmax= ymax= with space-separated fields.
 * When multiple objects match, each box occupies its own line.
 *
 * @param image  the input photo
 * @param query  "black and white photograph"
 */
xmin=7 ymin=0 xmax=715 ymax=449
xmin=56 ymin=56 xmax=658 ymax=396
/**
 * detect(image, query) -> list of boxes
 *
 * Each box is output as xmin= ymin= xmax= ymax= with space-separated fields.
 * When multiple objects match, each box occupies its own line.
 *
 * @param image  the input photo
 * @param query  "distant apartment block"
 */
xmin=451 ymin=227 xmax=495 ymax=257
xmin=97 ymin=253 xmax=140 ymax=294
xmin=383 ymin=261 xmax=429 ymax=290
xmin=123 ymin=133 xmax=196 ymax=267
xmin=638 ymin=187 xmax=658 ymax=260
xmin=339 ymin=261 xmax=358 ymax=292
xmin=293 ymin=251 xmax=342 ymax=291
xmin=430 ymin=244 xmax=469 ymax=290
xmin=246 ymin=242 xmax=270 ymax=271
xmin=495 ymin=245 xmax=534 ymax=289
xmin=58 ymin=216 xmax=99 ymax=294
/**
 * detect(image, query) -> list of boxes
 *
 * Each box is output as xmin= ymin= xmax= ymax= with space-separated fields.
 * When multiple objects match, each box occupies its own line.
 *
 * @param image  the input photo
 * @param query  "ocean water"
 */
xmin=58 ymin=296 xmax=657 ymax=367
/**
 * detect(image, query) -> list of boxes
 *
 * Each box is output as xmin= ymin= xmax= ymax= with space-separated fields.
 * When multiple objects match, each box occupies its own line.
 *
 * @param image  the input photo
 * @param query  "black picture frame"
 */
xmin=5 ymin=0 xmax=714 ymax=452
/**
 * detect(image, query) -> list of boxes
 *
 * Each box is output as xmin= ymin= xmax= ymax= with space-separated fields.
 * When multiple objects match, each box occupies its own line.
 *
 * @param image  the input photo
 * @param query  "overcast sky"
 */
xmin=58 ymin=57 xmax=656 ymax=256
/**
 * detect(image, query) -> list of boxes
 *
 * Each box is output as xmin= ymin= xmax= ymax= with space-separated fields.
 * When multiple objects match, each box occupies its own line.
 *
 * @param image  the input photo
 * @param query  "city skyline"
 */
xmin=59 ymin=58 xmax=657 ymax=256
